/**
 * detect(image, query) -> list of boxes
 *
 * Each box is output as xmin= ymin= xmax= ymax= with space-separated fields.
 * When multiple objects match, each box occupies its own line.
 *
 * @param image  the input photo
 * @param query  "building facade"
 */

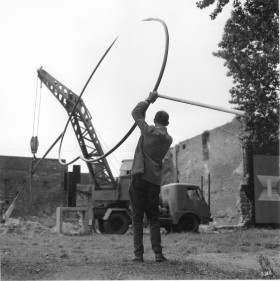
xmin=162 ymin=118 xmax=250 ymax=225
xmin=0 ymin=155 xmax=67 ymax=218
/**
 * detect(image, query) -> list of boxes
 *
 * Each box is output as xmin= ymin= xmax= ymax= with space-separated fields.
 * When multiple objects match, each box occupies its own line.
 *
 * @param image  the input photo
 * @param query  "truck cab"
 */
xmin=159 ymin=183 xmax=211 ymax=232
xmin=93 ymin=160 xmax=211 ymax=234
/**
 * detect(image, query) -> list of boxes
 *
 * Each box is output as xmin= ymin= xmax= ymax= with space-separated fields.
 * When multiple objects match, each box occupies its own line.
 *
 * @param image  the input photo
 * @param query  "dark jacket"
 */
xmin=131 ymin=101 xmax=173 ymax=185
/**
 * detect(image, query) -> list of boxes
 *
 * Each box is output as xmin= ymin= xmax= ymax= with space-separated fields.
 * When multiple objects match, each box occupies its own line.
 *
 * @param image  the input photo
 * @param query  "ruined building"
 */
xmin=0 ymin=156 xmax=67 ymax=218
xmin=1 ymin=119 xmax=253 ymax=226
xmin=162 ymin=118 xmax=251 ymax=225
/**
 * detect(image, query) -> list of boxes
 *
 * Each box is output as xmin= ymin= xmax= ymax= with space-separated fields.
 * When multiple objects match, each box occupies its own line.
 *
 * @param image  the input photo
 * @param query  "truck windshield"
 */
xmin=186 ymin=188 xmax=202 ymax=200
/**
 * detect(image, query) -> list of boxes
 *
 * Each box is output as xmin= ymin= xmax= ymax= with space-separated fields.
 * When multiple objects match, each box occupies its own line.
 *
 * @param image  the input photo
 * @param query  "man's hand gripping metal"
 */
xmin=146 ymin=91 xmax=158 ymax=104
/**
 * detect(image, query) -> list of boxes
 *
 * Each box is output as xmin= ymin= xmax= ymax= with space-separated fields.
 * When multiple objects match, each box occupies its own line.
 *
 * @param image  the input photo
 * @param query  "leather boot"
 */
xmin=155 ymin=253 xmax=167 ymax=262
xmin=132 ymin=255 xmax=144 ymax=262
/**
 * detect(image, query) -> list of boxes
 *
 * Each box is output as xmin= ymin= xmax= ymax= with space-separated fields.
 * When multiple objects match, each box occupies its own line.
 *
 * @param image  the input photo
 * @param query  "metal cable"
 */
xmin=32 ymin=77 xmax=39 ymax=137
xmin=36 ymin=83 xmax=43 ymax=137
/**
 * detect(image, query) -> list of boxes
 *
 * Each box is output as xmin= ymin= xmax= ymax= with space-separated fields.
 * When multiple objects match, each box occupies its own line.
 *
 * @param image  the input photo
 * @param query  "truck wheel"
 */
xmin=164 ymin=226 xmax=172 ymax=233
xmin=98 ymin=219 xmax=104 ymax=234
xmin=103 ymin=212 xmax=129 ymax=234
xmin=178 ymin=214 xmax=199 ymax=233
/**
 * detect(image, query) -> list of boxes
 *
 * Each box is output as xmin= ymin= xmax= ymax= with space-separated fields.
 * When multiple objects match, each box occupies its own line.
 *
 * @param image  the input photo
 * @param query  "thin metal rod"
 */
xmin=4 ymin=133 xmax=63 ymax=220
xmin=158 ymin=94 xmax=245 ymax=116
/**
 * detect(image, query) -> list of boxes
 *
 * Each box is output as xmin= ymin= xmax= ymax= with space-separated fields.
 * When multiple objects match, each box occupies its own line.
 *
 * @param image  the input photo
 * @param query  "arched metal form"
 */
xmin=37 ymin=68 xmax=117 ymax=188
xmin=42 ymin=18 xmax=169 ymax=169
xmin=73 ymin=18 xmax=169 ymax=164
xmin=38 ymin=17 xmax=244 ymax=185
xmin=38 ymin=18 xmax=169 ymax=182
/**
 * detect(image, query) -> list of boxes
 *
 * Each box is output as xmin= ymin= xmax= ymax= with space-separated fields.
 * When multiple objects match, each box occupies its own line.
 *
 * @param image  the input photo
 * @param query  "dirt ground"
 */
xmin=1 ymin=217 xmax=280 ymax=280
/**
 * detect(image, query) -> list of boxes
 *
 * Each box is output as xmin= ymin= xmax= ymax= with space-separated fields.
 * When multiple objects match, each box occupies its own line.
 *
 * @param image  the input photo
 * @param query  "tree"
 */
xmin=197 ymin=0 xmax=231 ymax=19
xmin=213 ymin=0 xmax=279 ymax=155
xmin=197 ymin=0 xmax=279 ymax=223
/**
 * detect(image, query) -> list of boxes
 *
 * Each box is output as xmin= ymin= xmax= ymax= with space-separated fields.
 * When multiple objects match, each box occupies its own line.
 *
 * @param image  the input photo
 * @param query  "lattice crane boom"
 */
xmin=37 ymin=67 xmax=117 ymax=188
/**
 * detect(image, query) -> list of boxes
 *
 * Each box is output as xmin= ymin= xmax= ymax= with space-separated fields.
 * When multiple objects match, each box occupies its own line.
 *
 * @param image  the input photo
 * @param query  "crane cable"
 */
xmin=57 ymin=18 xmax=169 ymax=166
xmin=30 ymin=77 xmax=42 ymax=158
xmin=29 ymin=76 xmax=43 ymax=206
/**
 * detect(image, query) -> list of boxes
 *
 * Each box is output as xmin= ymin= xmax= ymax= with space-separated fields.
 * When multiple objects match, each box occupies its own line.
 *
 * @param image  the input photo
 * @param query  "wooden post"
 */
xmin=66 ymin=165 xmax=81 ymax=207
xmin=208 ymin=173 xmax=211 ymax=209
xmin=66 ymin=172 xmax=74 ymax=207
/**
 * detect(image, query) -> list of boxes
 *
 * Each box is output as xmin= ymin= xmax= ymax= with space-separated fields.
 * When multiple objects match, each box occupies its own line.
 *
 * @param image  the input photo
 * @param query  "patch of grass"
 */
xmin=59 ymin=251 xmax=69 ymax=259
xmin=264 ymin=243 xmax=280 ymax=249
xmin=72 ymin=249 xmax=84 ymax=254
xmin=2 ymin=227 xmax=280 ymax=280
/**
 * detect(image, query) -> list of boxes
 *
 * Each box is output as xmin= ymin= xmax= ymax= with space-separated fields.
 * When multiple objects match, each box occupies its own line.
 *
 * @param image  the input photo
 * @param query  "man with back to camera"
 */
xmin=129 ymin=91 xmax=173 ymax=262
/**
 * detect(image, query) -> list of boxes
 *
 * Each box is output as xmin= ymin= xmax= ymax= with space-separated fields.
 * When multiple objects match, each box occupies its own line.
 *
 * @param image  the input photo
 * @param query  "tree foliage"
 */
xmin=199 ymin=0 xmax=279 ymax=155
xmin=196 ymin=0 xmax=231 ymax=19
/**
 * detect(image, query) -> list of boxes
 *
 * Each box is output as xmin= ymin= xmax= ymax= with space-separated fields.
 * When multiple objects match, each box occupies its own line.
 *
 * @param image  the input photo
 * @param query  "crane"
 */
xmin=37 ymin=68 xmax=117 ymax=190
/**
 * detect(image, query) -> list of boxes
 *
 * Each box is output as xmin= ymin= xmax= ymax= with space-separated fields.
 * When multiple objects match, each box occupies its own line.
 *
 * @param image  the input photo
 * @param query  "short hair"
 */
xmin=154 ymin=110 xmax=169 ymax=126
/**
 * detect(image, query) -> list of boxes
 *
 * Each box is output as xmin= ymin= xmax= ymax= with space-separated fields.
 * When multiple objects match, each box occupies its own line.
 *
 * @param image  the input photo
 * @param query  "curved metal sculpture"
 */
xmin=79 ymin=18 xmax=169 ymax=163
xmin=56 ymin=37 xmax=118 ymax=167
xmin=58 ymin=18 xmax=169 ymax=165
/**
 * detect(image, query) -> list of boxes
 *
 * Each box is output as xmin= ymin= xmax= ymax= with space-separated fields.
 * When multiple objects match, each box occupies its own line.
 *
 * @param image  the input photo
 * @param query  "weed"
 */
xmin=264 ymin=243 xmax=280 ymax=249
xmin=258 ymin=255 xmax=276 ymax=279
xmin=59 ymin=252 xmax=68 ymax=259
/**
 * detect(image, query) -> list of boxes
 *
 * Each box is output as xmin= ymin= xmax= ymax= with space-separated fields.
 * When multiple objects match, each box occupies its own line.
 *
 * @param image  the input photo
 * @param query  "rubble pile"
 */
xmin=0 ymin=217 xmax=84 ymax=236
xmin=0 ymin=218 xmax=48 ymax=235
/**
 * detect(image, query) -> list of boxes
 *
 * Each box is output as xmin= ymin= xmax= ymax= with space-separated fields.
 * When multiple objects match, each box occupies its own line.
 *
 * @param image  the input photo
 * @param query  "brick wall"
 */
xmin=0 ymin=155 xmax=67 ymax=218
xmin=162 ymin=119 xmax=247 ymax=225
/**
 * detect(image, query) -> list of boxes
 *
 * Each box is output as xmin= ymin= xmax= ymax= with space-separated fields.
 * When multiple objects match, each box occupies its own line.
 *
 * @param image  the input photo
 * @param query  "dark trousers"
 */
xmin=129 ymin=175 xmax=162 ymax=256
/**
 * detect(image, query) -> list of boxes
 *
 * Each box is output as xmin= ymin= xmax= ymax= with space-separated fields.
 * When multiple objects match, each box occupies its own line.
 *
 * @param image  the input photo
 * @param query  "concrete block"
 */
xmin=56 ymin=207 xmax=89 ymax=234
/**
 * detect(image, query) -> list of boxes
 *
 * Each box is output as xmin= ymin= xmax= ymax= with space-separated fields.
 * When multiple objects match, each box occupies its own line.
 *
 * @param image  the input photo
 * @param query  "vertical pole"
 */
xmin=201 ymin=175 xmax=204 ymax=196
xmin=70 ymin=165 xmax=81 ymax=207
xmin=63 ymin=172 xmax=68 ymax=206
xmin=56 ymin=207 xmax=63 ymax=233
xmin=175 ymin=145 xmax=179 ymax=183
xmin=67 ymin=172 xmax=73 ymax=207
xmin=208 ymin=173 xmax=211 ymax=209
xmin=91 ymin=184 xmax=96 ymax=232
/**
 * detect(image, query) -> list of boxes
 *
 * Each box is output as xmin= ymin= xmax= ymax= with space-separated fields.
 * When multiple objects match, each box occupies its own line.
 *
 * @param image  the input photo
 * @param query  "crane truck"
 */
xmin=37 ymin=68 xmax=211 ymax=234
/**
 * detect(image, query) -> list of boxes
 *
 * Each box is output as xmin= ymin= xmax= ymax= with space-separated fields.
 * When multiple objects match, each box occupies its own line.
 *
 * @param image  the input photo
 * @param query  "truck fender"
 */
xmin=102 ymin=208 xmax=130 ymax=221
xmin=174 ymin=211 xmax=201 ymax=225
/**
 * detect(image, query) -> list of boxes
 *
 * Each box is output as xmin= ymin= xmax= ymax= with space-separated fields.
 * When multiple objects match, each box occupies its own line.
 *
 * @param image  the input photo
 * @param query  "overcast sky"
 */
xmin=0 ymin=0 xmax=237 ymax=176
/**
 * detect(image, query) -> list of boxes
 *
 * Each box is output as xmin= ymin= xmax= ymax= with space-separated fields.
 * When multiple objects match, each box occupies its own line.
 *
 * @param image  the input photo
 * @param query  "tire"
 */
xmin=97 ymin=219 xmax=104 ymax=234
xmin=164 ymin=226 xmax=172 ymax=234
xmin=103 ymin=212 xmax=129 ymax=234
xmin=177 ymin=214 xmax=199 ymax=233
